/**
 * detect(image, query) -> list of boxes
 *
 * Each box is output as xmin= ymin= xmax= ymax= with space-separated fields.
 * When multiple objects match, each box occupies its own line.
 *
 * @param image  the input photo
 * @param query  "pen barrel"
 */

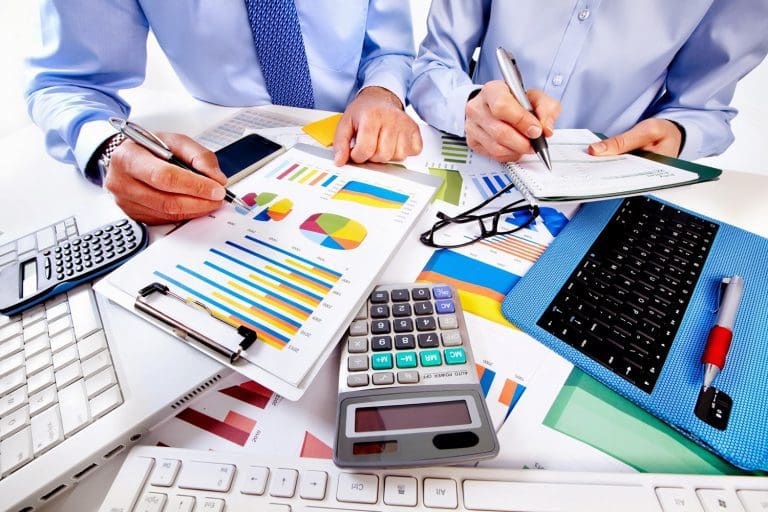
xmin=530 ymin=135 xmax=548 ymax=154
xmin=701 ymin=325 xmax=732 ymax=368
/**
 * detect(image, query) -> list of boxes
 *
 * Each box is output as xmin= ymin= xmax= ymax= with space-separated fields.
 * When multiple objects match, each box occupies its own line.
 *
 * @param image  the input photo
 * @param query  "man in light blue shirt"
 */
xmin=26 ymin=0 xmax=421 ymax=224
xmin=410 ymin=1 xmax=768 ymax=163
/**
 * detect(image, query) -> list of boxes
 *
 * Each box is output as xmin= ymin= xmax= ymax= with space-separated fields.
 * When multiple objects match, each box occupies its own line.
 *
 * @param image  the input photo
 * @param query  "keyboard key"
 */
xmin=299 ymin=470 xmax=328 ymax=500
xmin=28 ymin=385 xmax=57 ymax=416
xmin=168 ymin=495 xmax=196 ymax=512
xmin=655 ymin=487 xmax=705 ymax=511
xmin=0 ymin=405 xmax=30 ymax=440
xmin=337 ymin=473 xmax=378 ymax=504
xmin=0 ymin=322 xmax=22 ymax=343
xmin=78 ymin=330 xmax=108 ymax=360
xmin=0 ymin=335 xmax=24 ymax=359
xmin=0 ymin=352 xmax=25 ymax=378
xmin=269 ymin=468 xmax=298 ymax=498
xmin=21 ymin=306 xmax=46 ymax=327
xmin=55 ymin=361 xmax=83 ymax=389
xmin=30 ymin=404 xmax=64 ymax=456
xmin=99 ymin=455 xmax=155 ymax=512
xmin=423 ymin=478 xmax=458 ymax=509
xmin=24 ymin=334 xmax=50 ymax=359
xmin=27 ymin=365 xmax=55 ymax=395
xmin=696 ymin=489 xmax=745 ymax=512
xmin=58 ymin=379 xmax=90 ymax=435
xmin=46 ymin=301 xmax=69 ymax=322
xmin=149 ymin=459 xmax=181 ymax=487
xmin=67 ymin=286 xmax=102 ymax=339
xmin=384 ymin=475 xmax=418 ymax=506
xmin=53 ymin=344 xmax=79 ymax=370
xmin=85 ymin=367 xmax=117 ymax=398
xmin=81 ymin=348 xmax=112 ymax=377
xmin=0 ymin=367 xmax=26 ymax=396
xmin=241 ymin=466 xmax=269 ymax=495
xmin=26 ymin=349 xmax=52 ymax=376
xmin=135 ymin=492 xmax=167 ymax=512
xmin=737 ymin=490 xmax=768 ymax=512
xmin=50 ymin=329 xmax=76 ymax=353
xmin=177 ymin=461 xmax=235 ymax=492
xmin=47 ymin=315 xmax=73 ymax=338
xmin=0 ymin=426 xmax=33 ymax=476
xmin=198 ymin=497 xmax=224 ymax=512
xmin=89 ymin=384 xmax=123 ymax=419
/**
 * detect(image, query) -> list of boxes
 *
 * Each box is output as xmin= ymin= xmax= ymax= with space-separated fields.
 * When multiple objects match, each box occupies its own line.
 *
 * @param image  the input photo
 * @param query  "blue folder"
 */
xmin=501 ymin=197 xmax=768 ymax=470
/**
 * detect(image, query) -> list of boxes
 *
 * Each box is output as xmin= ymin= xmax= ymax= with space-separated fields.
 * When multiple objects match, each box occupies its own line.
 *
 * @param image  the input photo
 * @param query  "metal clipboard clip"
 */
xmin=135 ymin=282 xmax=257 ymax=364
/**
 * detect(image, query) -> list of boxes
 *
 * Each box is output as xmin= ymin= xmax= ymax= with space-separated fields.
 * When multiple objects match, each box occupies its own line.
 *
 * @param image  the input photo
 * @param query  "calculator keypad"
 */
xmin=343 ymin=284 xmax=470 ymax=389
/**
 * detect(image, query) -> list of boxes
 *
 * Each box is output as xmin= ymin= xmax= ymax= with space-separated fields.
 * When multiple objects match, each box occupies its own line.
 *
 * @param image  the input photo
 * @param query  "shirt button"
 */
xmin=578 ymin=8 xmax=590 ymax=21
xmin=552 ymin=74 xmax=564 ymax=86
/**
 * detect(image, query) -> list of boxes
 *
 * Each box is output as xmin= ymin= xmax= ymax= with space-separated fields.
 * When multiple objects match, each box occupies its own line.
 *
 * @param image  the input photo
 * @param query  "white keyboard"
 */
xmin=100 ymin=446 xmax=768 ymax=512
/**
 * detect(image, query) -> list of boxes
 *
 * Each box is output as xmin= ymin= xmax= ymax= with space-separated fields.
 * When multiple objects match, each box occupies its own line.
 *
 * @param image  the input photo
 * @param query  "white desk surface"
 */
xmin=1 ymin=93 xmax=767 ymax=511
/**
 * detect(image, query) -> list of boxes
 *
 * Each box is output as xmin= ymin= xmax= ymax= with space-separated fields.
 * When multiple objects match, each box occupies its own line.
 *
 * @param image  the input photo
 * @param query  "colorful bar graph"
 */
xmin=441 ymin=134 xmax=470 ymax=164
xmin=331 ymin=181 xmax=409 ymax=209
xmin=268 ymin=160 xmax=339 ymax=187
xmin=476 ymin=233 xmax=547 ymax=264
xmin=504 ymin=206 xmax=569 ymax=237
xmin=219 ymin=380 xmax=273 ymax=409
xmin=471 ymin=173 xmax=515 ymax=200
xmin=300 ymin=431 xmax=333 ymax=459
xmin=176 ymin=408 xmax=255 ymax=447
xmin=418 ymin=250 xmax=520 ymax=326
xmin=476 ymin=364 xmax=527 ymax=420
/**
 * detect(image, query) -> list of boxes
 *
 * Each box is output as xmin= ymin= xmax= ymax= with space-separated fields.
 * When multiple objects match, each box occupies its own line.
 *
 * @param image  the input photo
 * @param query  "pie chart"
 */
xmin=299 ymin=213 xmax=367 ymax=250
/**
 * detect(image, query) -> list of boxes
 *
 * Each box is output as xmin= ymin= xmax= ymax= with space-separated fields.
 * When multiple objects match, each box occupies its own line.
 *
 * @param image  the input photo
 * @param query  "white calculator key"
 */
xmin=135 ymin=492 xmax=167 ymax=512
xmin=384 ymin=475 xmax=418 ymax=506
xmin=241 ymin=466 xmax=269 ymax=495
xmin=67 ymin=286 xmax=102 ymax=340
xmin=269 ymin=468 xmax=298 ymax=498
xmin=78 ymin=330 xmax=107 ymax=360
xmin=89 ymin=385 xmax=123 ymax=419
xmin=0 ymin=426 xmax=33 ymax=476
xmin=337 ymin=473 xmax=379 ymax=504
xmin=299 ymin=470 xmax=328 ymax=500
xmin=28 ymin=385 xmax=57 ymax=416
xmin=423 ymin=478 xmax=458 ymax=509
xmin=26 ymin=365 xmax=55 ymax=395
xmin=30 ymin=403 xmax=64 ymax=456
xmin=177 ymin=461 xmax=235 ymax=492
xmin=58 ymin=379 xmax=91 ymax=435
xmin=149 ymin=458 xmax=181 ymax=487
xmin=655 ymin=487 xmax=705 ymax=511
xmin=0 ymin=405 xmax=30 ymax=440
xmin=696 ymin=489 xmax=746 ymax=512
xmin=354 ymin=303 xmax=367 ymax=320
xmin=167 ymin=495 xmax=196 ymax=512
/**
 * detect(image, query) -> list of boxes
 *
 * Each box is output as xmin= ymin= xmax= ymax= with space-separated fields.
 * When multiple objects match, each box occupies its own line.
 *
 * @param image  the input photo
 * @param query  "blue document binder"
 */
xmin=502 ymin=197 xmax=768 ymax=470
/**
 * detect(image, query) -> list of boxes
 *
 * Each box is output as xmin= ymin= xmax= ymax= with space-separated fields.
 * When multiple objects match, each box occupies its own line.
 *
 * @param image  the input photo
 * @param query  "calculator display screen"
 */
xmin=21 ymin=260 xmax=37 ymax=298
xmin=354 ymin=400 xmax=471 ymax=433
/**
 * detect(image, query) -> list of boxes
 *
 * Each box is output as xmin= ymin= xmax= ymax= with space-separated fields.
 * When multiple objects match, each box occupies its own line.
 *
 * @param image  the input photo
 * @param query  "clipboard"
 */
xmin=95 ymin=144 xmax=443 ymax=400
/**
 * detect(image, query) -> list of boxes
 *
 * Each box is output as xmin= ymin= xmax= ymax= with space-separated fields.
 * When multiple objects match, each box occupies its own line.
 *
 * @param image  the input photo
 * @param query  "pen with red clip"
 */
xmin=701 ymin=275 xmax=744 ymax=389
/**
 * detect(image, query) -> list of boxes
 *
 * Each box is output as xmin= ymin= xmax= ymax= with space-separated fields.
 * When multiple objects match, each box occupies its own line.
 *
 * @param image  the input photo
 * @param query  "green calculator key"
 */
xmin=420 ymin=350 xmax=442 ymax=367
xmin=372 ymin=353 xmax=393 ymax=370
xmin=396 ymin=351 xmax=418 ymax=368
xmin=444 ymin=347 xmax=466 ymax=365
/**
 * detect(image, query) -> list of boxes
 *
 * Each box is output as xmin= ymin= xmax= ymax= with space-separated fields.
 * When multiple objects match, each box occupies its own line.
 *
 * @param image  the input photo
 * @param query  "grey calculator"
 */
xmin=334 ymin=283 xmax=498 ymax=467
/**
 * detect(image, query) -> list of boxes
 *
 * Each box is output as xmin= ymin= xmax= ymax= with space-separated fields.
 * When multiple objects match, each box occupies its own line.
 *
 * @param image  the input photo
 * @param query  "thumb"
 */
xmin=589 ymin=124 xmax=650 ymax=156
xmin=332 ymin=114 xmax=355 ymax=166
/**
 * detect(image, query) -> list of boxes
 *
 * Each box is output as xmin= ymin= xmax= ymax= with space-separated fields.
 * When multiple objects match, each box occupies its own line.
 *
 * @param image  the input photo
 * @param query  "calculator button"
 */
xmin=116 ymin=219 xmax=129 ymax=227
xmin=415 ymin=317 xmax=437 ymax=331
xmin=438 ymin=315 xmax=459 ymax=330
xmin=370 ymin=320 xmax=391 ymax=335
xmin=411 ymin=288 xmax=431 ymax=300
xmin=393 ymin=318 xmax=413 ymax=333
xmin=372 ymin=372 xmax=394 ymax=385
xmin=370 ymin=305 xmax=389 ymax=318
xmin=390 ymin=289 xmax=410 ymax=302
xmin=432 ymin=286 xmax=453 ymax=299
xmin=397 ymin=371 xmax=419 ymax=384
xmin=392 ymin=303 xmax=411 ymax=317
xmin=414 ymin=301 xmax=434 ymax=315
xmin=347 ymin=374 xmax=369 ymax=387
xmin=395 ymin=352 xmax=418 ymax=369
xmin=420 ymin=350 xmax=442 ymax=367
xmin=370 ymin=290 xmax=389 ymax=303
xmin=444 ymin=348 xmax=467 ymax=365
xmin=394 ymin=334 xmax=416 ymax=350
xmin=441 ymin=330 xmax=463 ymax=347
xmin=116 ymin=247 xmax=127 ymax=255
xmin=354 ymin=304 xmax=367 ymax=320
xmin=435 ymin=300 xmax=455 ymax=314
xmin=82 ymin=234 xmax=92 ymax=241
xmin=347 ymin=337 xmax=368 ymax=353
xmin=371 ymin=353 xmax=393 ymax=370
xmin=104 ymin=225 xmax=114 ymax=232
xmin=370 ymin=336 xmax=392 ymax=351
xmin=417 ymin=333 xmax=440 ymax=348
xmin=348 ymin=320 xmax=368 ymax=336
xmin=347 ymin=355 xmax=369 ymax=372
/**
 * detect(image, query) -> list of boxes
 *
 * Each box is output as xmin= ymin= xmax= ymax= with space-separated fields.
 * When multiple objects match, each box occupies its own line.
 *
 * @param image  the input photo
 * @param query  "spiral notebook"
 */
xmin=506 ymin=130 xmax=721 ymax=204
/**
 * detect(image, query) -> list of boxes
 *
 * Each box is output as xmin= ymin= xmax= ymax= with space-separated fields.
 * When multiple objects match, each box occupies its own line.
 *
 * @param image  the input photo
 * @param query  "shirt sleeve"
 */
xmin=646 ymin=0 xmax=768 ymax=160
xmin=355 ymin=0 xmax=416 ymax=107
xmin=408 ymin=0 xmax=490 ymax=135
xmin=24 ymin=0 xmax=150 ymax=177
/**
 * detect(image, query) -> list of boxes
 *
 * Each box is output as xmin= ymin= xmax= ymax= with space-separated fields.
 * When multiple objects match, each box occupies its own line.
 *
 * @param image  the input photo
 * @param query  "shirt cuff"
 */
xmin=360 ymin=71 xmax=409 ymax=109
xmin=73 ymin=119 xmax=120 ymax=180
xmin=653 ymin=114 xmax=705 ymax=161
xmin=444 ymin=83 xmax=483 ymax=137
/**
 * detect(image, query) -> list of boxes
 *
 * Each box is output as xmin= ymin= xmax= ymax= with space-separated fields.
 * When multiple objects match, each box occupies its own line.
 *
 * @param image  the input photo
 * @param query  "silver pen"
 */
xmin=495 ymin=47 xmax=553 ymax=171
xmin=108 ymin=117 xmax=251 ymax=211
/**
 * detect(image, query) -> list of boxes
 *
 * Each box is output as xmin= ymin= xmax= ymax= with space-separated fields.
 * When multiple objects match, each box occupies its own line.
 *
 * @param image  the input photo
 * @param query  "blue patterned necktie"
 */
xmin=244 ymin=0 xmax=315 ymax=108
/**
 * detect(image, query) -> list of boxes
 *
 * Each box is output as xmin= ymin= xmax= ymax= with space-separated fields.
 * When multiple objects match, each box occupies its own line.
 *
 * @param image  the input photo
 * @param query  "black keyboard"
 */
xmin=537 ymin=196 xmax=719 ymax=393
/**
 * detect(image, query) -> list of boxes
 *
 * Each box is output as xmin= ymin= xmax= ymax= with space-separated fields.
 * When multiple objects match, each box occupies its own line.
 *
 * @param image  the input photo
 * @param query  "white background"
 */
xmin=2 ymin=2 xmax=766 ymax=174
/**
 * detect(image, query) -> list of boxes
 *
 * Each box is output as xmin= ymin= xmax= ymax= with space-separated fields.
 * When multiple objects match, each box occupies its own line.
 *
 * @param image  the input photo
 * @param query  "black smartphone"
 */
xmin=214 ymin=133 xmax=286 ymax=184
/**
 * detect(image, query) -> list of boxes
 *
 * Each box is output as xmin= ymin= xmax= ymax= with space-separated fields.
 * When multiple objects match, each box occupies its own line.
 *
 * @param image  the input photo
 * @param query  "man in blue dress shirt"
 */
xmin=26 ymin=0 xmax=421 ymax=224
xmin=410 ymin=1 xmax=768 ymax=164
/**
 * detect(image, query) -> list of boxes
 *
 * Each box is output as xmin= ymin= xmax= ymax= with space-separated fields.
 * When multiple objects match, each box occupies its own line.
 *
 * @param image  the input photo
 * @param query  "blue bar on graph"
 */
xmin=267 ymin=160 xmax=291 ymax=178
xmin=482 ymin=176 xmax=498 ymax=195
xmin=321 ymin=175 xmax=338 ymax=187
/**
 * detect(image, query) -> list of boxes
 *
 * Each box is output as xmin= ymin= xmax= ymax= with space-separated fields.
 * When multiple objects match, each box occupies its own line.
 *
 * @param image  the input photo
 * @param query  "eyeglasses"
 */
xmin=419 ymin=182 xmax=540 ymax=249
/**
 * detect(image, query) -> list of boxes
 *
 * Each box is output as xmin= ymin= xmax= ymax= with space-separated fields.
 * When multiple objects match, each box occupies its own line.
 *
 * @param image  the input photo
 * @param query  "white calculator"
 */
xmin=334 ymin=283 xmax=498 ymax=467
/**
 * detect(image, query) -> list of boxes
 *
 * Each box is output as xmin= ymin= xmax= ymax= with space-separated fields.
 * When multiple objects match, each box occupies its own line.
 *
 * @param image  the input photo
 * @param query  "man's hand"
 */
xmin=333 ymin=86 xmax=422 ymax=166
xmin=104 ymin=133 xmax=227 ymax=225
xmin=465 ymin=80 xmax=561 ymax=162
xmin=588 ymin=118 xmax=683 ymax=158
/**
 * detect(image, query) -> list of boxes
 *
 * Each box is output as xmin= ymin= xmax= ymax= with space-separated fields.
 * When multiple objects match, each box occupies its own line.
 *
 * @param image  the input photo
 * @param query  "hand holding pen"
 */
xmin=101 ymin=118 xmax=238 ymax=225
xmin=464 ymin=47 xmax=560 ymax=168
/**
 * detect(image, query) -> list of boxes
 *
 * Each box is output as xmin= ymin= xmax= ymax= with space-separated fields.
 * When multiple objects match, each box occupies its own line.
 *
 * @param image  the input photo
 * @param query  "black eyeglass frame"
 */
xmin=419 ymin=182 xmax=540 ymax=249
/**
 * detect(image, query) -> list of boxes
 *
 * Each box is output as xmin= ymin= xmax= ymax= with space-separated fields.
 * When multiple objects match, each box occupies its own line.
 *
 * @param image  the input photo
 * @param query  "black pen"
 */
xmin=495 ymin=47 xmax=553 ymax=171
xmin=108 ymin=117 xmax=251 ymax=211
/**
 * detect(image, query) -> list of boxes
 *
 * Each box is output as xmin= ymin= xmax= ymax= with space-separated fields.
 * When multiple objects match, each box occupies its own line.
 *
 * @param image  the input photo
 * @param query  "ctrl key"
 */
xmin=337 ymin=473 xmax=379 ymax=504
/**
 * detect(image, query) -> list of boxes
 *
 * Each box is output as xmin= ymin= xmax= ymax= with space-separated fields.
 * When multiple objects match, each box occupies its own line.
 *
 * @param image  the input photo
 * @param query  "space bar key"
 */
xmin=462 ymin=480 xmax=661 ymax=512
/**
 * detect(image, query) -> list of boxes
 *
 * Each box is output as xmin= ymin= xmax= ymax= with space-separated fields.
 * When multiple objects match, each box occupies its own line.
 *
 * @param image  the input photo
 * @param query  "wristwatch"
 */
xmin=95 ymin=132 xmax=126 ymax=183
